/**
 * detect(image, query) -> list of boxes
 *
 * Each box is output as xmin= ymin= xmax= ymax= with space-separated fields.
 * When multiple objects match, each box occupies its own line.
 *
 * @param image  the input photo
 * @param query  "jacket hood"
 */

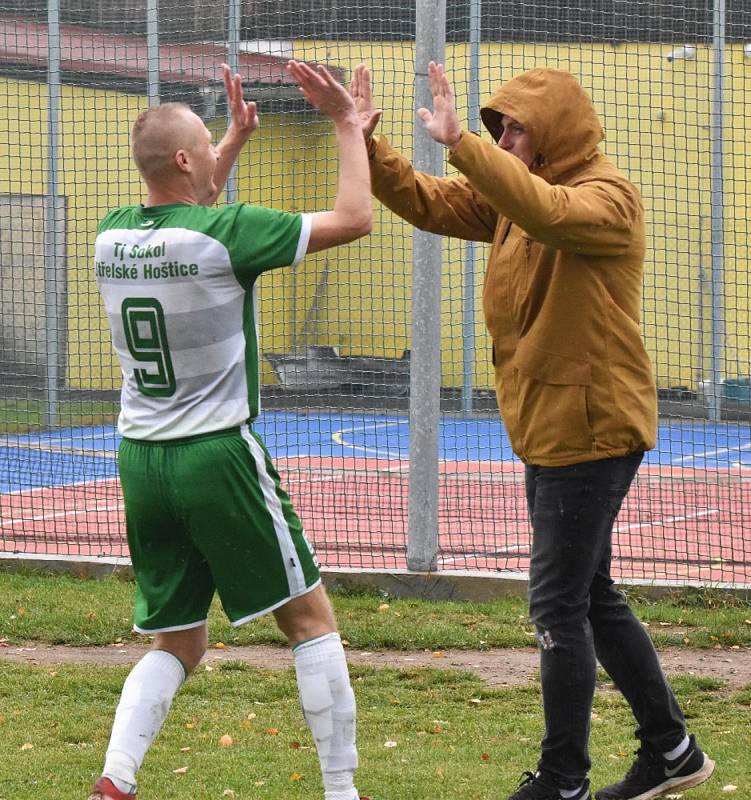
xmin=480 ymin=68 xmax=604 ymax=183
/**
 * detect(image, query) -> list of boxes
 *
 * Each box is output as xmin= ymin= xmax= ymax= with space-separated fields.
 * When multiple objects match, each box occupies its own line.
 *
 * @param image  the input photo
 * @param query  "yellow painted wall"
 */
xmin=0 ymin=78 xmax=338 ymax=390
xmin=2 ymin=41 xmax=750 ymax=392
xmin=293 ymin=41 xmax=751 ymax=391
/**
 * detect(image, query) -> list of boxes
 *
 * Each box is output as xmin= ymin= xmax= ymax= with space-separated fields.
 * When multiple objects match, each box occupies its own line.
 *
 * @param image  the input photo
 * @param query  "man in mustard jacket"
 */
xmin=350 ymin=62 xmax=715 ymax=800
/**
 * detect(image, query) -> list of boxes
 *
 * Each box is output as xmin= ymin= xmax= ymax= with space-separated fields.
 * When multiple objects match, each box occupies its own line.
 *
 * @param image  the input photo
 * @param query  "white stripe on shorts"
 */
xmin=240 ymin=423 xmax=306 ymax=596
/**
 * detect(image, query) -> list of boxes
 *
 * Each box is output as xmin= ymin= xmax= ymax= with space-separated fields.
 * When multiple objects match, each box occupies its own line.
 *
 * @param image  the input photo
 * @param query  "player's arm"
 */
xmin=422 ymin=62 xmax=636 ymax=255
xmin=450 ymin=135 xmax=639 ymax=255
xmin=208 ymin=64 xmax=260 ymax=205
xmin=351 ymin=62 xmax=497 ymax=243
xmin=286 ymin=60 xmax=372 ymax=253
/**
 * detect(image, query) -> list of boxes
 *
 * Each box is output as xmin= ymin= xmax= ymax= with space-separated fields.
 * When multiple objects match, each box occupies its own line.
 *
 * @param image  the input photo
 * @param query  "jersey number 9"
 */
xmin=121 ymin=298 xmax=177 ymax=397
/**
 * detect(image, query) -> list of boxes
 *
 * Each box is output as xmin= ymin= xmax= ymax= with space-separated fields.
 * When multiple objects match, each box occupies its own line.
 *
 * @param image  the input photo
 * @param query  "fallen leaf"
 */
xmin=214 ymin=642 xmax=226 ymax=649
xmin=86 ymin=612 xmax=97 ymax=620
xmin=179 ymin=747 xmax=191 ymax=752
xmin=173 ymin=766 xmax=189 ymax=774
xmin=289 ymin=772 xmax=303 ymax=781
xmin=219 ymin=734 xmax=233 ymax=747
xmin=20 ymin=742 xmax=33 ymax=751
xmin=384 ymin=740 xmax=397 ymax=748
xmin=254 ymin=780 xmax=266 ymax=787
xmin=266 ymin=728 xmax=280 ymax=736
xmin=432 ymin=651 xmax=445 ymax=658
xmin=241 ymin=720 xmax=252 ymax=729
xmin=378 ymin=603 xmax=390 ymax=612
xmin=290 ymin=741 xmax=301 ymax=749
xmin=222 ymin=790 xmax=236 ymax=797
xmin=480 ymin=753 xmax=490 ymax=761
xmin=468 ymin=698 xmax=482 ymax=704
xmin=722 ymin=786 xmax=738 ymax=793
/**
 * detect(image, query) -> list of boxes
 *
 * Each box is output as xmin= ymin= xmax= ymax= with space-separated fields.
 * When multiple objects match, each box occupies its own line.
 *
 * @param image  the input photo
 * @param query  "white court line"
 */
xmin=671 ymin=441 xmax=751 ymax=465
xmin=439 ymin=544 xmax=528 ymax=566
xmin=332 ymin=420 xmax=407 ymax=459
xmin=613 ymin=508 xmax=719 ymax=532
xmin=439 ymin=509 xmax=721 ymax=567
xmin=0 ymin=502 xmax=124 ymax=528
xmin=0 ymin=476 xmax=119 ymax=497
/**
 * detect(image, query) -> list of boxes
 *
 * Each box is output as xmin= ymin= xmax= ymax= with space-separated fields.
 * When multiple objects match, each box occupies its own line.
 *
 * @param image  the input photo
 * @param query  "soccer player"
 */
xmin=350 ymin=61 xmax=715 ymax=800
xmin=88 ymin=61 xmax=370 ymax=800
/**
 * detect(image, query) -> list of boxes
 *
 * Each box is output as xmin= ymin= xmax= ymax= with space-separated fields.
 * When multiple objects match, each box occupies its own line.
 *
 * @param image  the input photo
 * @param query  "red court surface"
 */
xmin=1 ymin=458 xmax=749 ymax=586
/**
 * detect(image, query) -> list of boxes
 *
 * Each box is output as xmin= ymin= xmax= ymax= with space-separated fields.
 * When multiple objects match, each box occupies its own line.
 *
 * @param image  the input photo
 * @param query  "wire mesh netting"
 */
xmin=0 ymin=0 xmax=750 ymax=586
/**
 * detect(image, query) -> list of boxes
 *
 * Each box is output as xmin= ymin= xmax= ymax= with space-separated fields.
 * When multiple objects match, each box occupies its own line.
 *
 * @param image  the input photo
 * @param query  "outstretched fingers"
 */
xmin=428 ymin=61 xmax=454 ymax=105
xmin=350 ymin=63 xmax=372 ymax=104
xmin=220 ymin=62 xmax=259 ymax=135
xmin=286 ymin=60 xmax=356 ymax=121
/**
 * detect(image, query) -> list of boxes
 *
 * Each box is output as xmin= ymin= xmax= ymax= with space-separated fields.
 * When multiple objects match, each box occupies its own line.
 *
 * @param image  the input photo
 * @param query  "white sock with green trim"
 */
xmin=102 ymin=649 xmax=186 ymax=794
xmin=293 ymin=632 xmax=359 ymax=800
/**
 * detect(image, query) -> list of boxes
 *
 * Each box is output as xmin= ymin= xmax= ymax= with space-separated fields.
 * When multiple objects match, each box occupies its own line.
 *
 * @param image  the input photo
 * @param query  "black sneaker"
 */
xmin=507 ymin=772 xmax=591 ymax=800
xmin=595 ymin=734 xmax=715 ymax=800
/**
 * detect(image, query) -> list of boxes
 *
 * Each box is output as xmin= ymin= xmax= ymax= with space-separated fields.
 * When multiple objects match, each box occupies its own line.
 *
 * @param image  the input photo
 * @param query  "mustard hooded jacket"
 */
xmin=368 ymin=67 xmax=657 ymax=466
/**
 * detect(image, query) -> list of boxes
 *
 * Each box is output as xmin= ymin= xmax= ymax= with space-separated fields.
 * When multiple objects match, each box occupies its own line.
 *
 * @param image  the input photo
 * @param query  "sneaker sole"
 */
xmin=598 ymin=755 xmax=715 ymax=800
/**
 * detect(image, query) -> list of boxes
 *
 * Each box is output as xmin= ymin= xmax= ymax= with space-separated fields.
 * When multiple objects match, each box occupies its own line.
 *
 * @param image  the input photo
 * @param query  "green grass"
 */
xmin=0 ymin=662 xmax=746 ymax=800
xmin=0 ymin=571 xmax=750 ymax=650
xmin=0 ymin=398 xmax=119 ymax=434
xmin=0 ymin=573 xmax=748 ymax=798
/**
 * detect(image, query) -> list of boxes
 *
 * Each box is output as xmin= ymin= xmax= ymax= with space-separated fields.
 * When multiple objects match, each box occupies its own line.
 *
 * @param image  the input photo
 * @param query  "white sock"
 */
xmin=560 ymin=785 xmax=584 ymax=798
xmin=663 ymin=734 xmax=690 ymax=760
xmin=293 ymin=632 xmax=358 ymax=800
xmin=102 ymin=649 xmax=186 ymax=792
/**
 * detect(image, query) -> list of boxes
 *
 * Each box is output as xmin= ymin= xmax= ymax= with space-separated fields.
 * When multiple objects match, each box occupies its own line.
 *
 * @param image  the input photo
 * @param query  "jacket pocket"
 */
xmin=511 ymin=341 xmax=594 ymax=460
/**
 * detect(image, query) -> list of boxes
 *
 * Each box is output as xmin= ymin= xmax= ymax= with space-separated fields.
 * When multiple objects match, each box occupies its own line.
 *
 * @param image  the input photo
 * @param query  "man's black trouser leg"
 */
xmin=525 ymin=453 xmax=686 ymax=788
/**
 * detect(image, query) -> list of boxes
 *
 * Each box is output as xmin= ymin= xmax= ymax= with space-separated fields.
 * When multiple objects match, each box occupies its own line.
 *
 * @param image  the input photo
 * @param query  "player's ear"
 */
xmin=174 ymin=149 xmax=191 ymax=173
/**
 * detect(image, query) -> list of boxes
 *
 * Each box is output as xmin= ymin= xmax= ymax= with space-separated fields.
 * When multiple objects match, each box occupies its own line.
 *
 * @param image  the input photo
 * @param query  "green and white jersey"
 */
xmin=95 ymin=202 xmax=311 ymax=440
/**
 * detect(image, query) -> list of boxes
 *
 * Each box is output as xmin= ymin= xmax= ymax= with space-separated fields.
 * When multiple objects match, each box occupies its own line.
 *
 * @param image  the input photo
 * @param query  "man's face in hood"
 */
xmin=497 ymin=114 xmax=535 ymax=168
xmin=480 ymin=68 xmax=604 ymax=183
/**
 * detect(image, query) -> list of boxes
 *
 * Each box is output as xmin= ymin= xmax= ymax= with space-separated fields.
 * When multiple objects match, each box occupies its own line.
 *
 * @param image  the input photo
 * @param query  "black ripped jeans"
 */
xmin=525 ymin=453 xmax=686 ymax=789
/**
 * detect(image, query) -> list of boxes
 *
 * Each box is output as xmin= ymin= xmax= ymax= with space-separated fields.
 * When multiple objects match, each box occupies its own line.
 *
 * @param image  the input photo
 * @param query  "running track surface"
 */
xmin=1 ymin=413 xmax=750 ymax=585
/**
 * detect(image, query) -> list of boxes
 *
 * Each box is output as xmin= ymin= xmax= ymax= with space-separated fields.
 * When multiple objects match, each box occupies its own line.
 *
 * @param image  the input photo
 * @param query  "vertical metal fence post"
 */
xmin=44 ymin=0 xmax=62 ymax=429
xmin=407 ymin=0 xmax=446 ymax=572
xmin=462 ymin=0 xmax=481 ymax=415
xmin=146 ymin=0 xmax=160 ymax=108
xmin=225 ymin=0 xmax=241 ymax=204
xmin=708 ymin=0 xmax=726 ymax=423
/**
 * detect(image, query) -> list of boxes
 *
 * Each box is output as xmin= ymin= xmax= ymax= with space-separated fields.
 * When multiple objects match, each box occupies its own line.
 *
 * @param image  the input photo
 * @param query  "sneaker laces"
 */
xmin=517 ymin=771 xmax=538 ymax=789
xmin=623 ymin=745 xmax=662 ymax=782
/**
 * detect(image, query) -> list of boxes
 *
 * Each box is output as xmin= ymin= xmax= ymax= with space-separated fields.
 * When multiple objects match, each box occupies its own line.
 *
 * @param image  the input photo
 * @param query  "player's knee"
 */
xmin=153 ymin=626 xmax=207 ymax=673
xmin=274 ymin=587 xmax=337 ymax=645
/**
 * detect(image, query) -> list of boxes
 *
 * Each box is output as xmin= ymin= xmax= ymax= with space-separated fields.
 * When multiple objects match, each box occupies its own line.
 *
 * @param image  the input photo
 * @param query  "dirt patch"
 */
xmin=1 ymin=642 xmax=749 ymax=692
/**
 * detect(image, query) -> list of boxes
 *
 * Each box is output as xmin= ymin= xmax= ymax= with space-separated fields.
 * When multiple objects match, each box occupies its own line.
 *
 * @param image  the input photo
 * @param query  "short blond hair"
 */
xmin=131 ymin=102 xmax=202 ymax=180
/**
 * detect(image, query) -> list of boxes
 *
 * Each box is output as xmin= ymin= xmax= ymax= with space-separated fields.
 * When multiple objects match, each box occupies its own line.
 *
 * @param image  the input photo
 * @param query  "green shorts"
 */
xmin=118 ymin=424 xmax=320 ymax=634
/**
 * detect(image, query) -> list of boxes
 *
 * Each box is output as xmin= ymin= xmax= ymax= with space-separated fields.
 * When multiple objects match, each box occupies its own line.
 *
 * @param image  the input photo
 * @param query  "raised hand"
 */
xmin=221 ymin=63 xmax=259 ymax=140
xmin=349 ymin=63 xmax=382 ymax=139
xmin=286 ymin=60 xmax=358 ymax=125
xmin=416 ymin=61 xmax=462 ymax=149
